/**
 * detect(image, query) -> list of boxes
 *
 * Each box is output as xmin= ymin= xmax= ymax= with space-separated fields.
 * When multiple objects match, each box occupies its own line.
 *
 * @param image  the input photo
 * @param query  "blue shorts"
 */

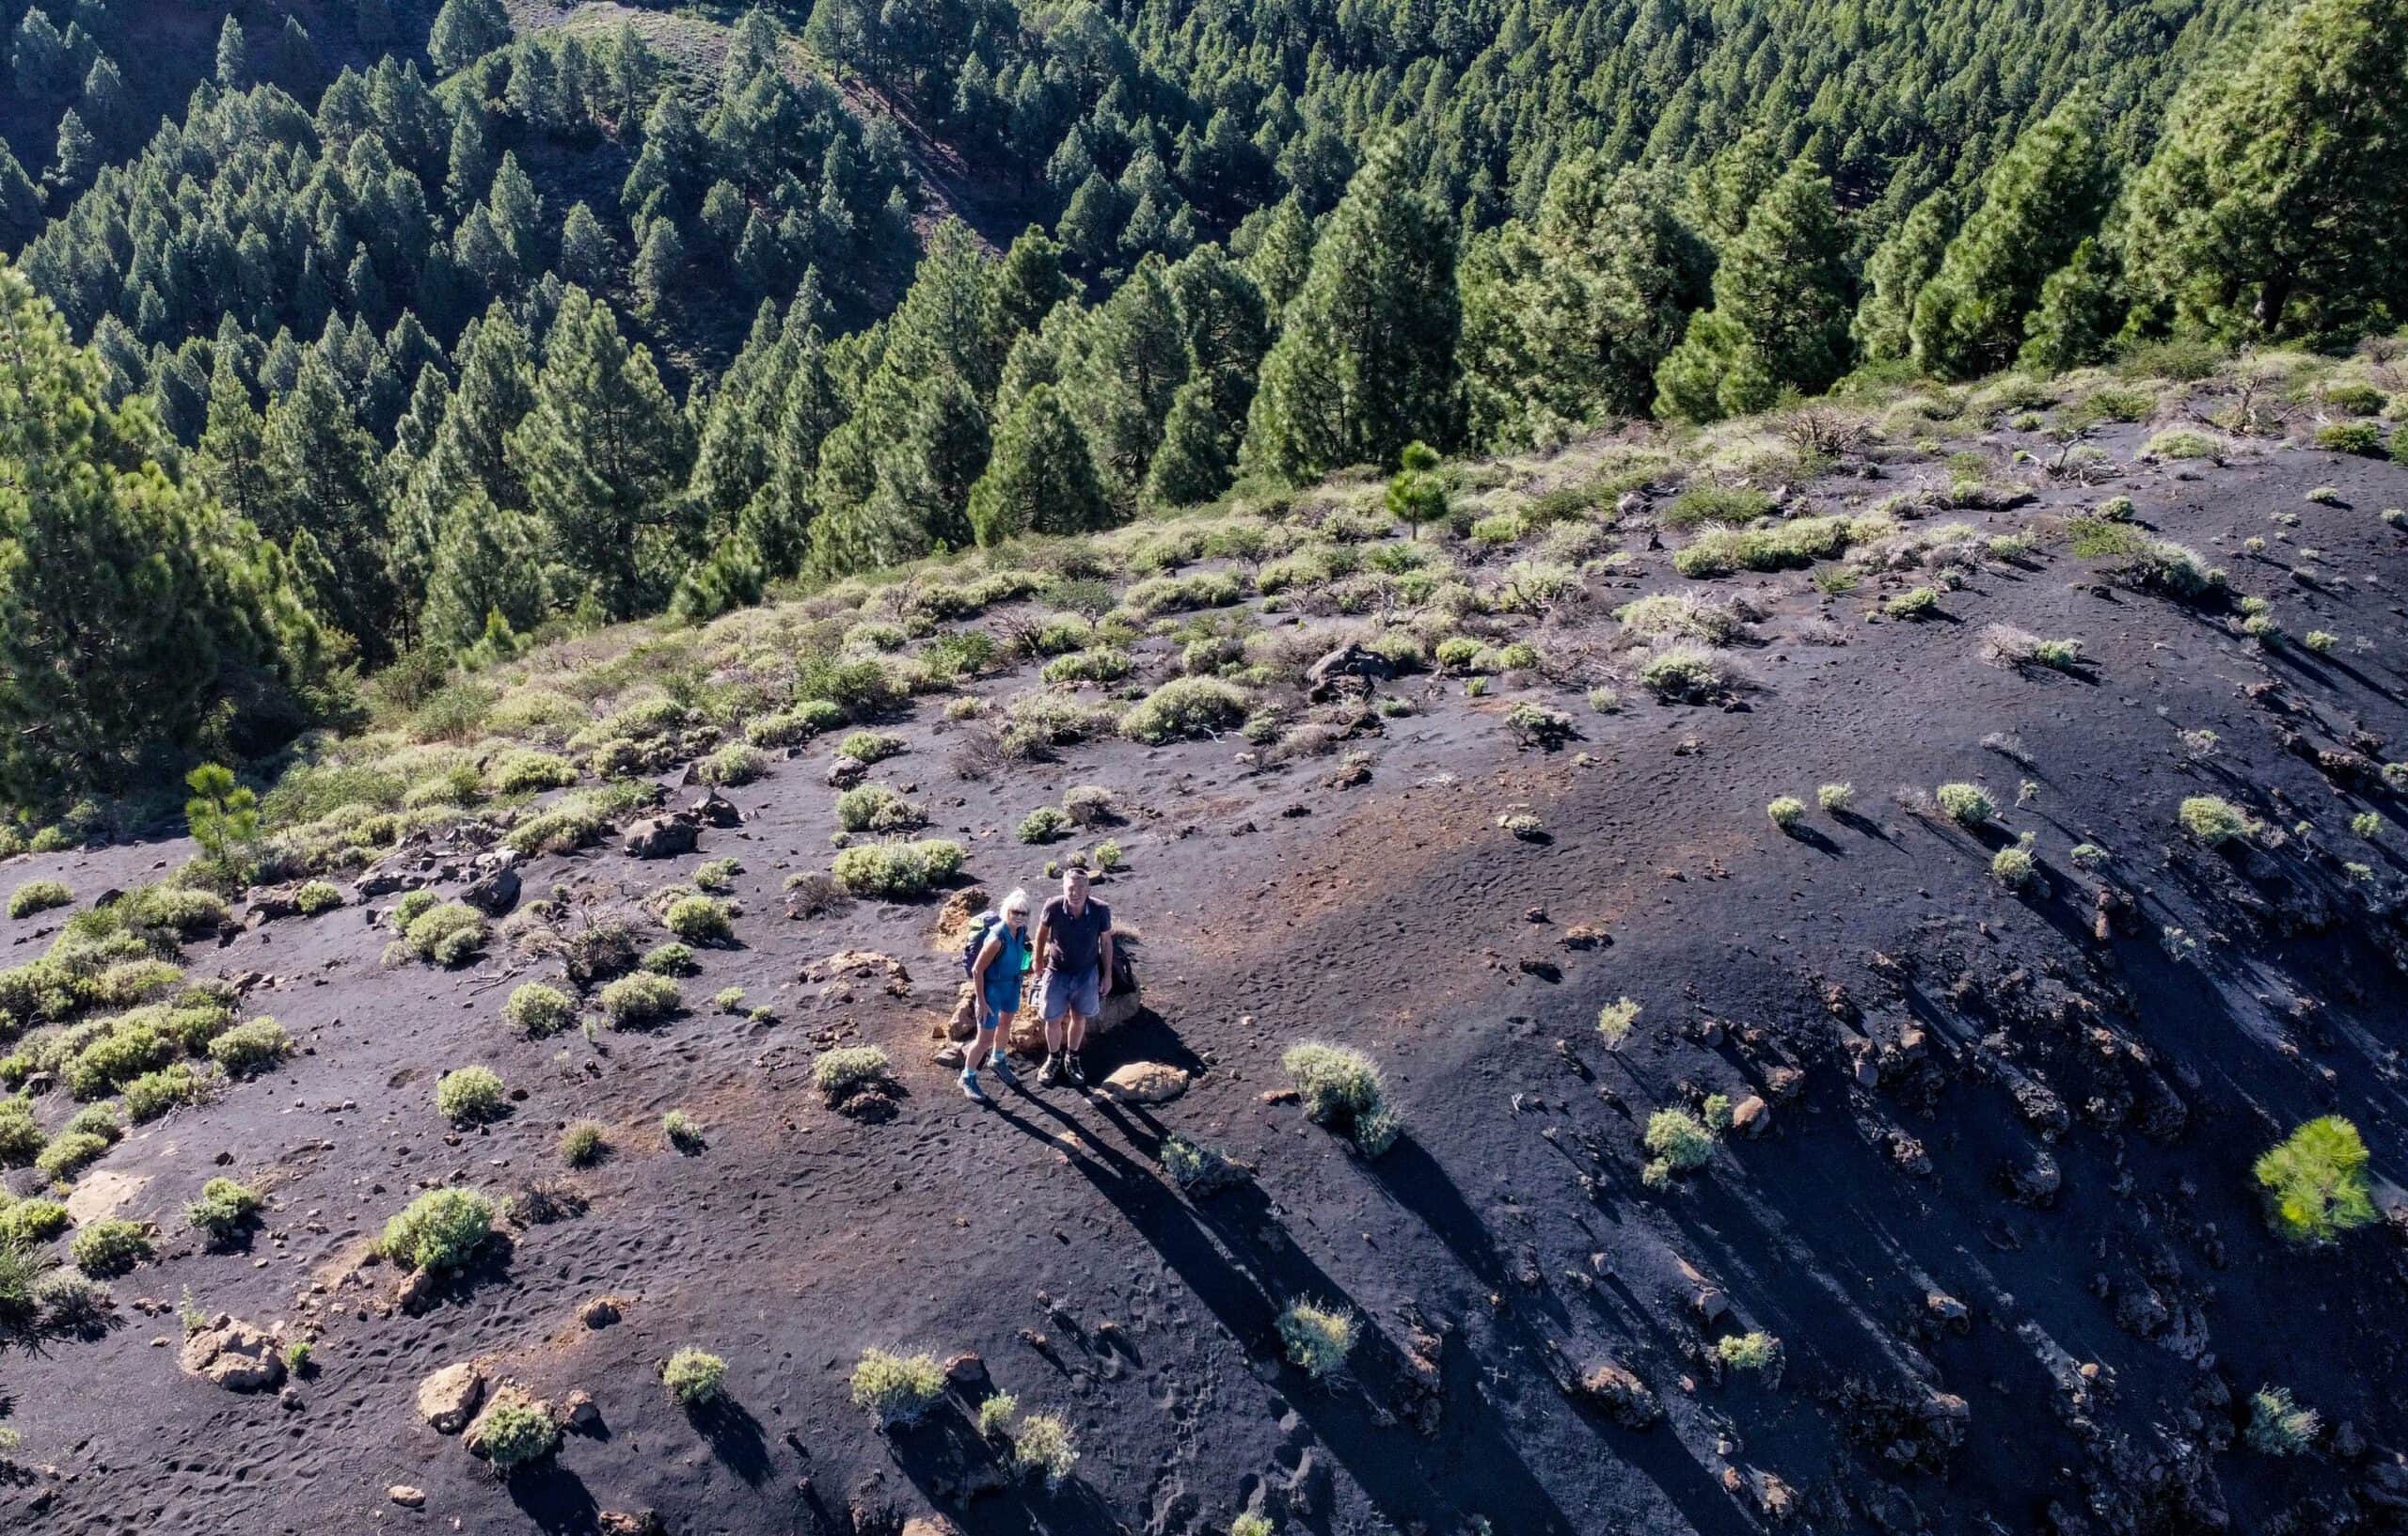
xmin=1039 ymin=966 xmax=1101 ymax=1021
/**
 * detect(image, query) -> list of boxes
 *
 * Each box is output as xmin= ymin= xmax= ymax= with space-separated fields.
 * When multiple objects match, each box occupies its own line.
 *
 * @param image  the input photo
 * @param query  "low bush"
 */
xmin=851 ymin=1347 xmax=947 ymax=1425
xmin=2247 ymin=1386 xmax=2320 ymax=1455
xmin=697 ymin=744 xmax=767 ymax=787
xmin=34 ymin=1130 xmax=108 ymax=1181
xmin=70 ymin=1219 xmax=151 ymax=1277
xmin=186 ymin=1177 xmax=263 ymax=1241
xmin=1276 ymin=1300 xmax=1356 ymax=1379
xmin=379 ymin=1186 xmax=494 ymax=1271
xmin=1019 ymin=807 xmax=1070 ymax=844
xmin=1505 ymin=704 xmax=1576 ymax=751
xmin=8 ymin=880 xmax=71 ymax=920
xmin=1661 ymin=484 xmax=1774 ymax=529
xmin=664 ymin=1347 xmax=729 ymax=1407
xmin=1012 ymin=1411 xmax=1080 ymax=1487
xmin=470 ymin=1387 xmax=560 ymax=1472
xmin=34 ymin=1268 xmax=111 ymax=1331
xmin=663 ymin=1108 xmax=705 ymax=1151
xmin=1766 ymin=797 xmax=1806 ymax=831
xmin=1280 ymin=1041 xmax=1399 ymax=1156
xmin=814 ymin=1045 xmax=891 ymax=1104
xmin=503 ymin=983 xmax=577 ymax=1038
xmin=835 ymin=731 xmax=903 ymax=765
xmin=0 ymin=1098 xmax=40 ymax=1166
xmin=598 ymin=973 xmax=682 ymax=1028
xmin=293 ymin=879 xmax=342 ymax=915
xmin=642 ymin=942 xmax=698 ymax=975
xmin=831 ymin=839 xmax=965 ymax=899
xmin=1715 ymin=1331 xmax=1781 ymax=1371
xmin=1595 ymin=997 xmax=1640 ymax=1047
xmin=488 ymin=750 xmax=578 ymax=796
xmin=662 ymin=894 xmax=735 ymax=944
xmin=836 ymin=784 xmax=924 ymax=834
xmin=559 ymin=1119 xmax=609 ymax=1166
xmin=208 ymin=1017 xmax=292 ymax=1076
xmin=1883 ymin=586 xmax=1942 ymax=620
xmin=2254 ymin=1116 xmax=2375 ymax=1243
xmin=120 ymin=1063 xmax=208 ymax=1122
xmin=0 ymin=1197 xmax=68 ymax=1245
xmin=1817 ymin=783 xmax=1854 ymax=813
xmin=1119 ymin=678 xmax=1250 ymax=744
xmin=404 ymin=903 xmax=487 ymax=967
xmin=1041 ymin=648 xmax=1133 ymax=685
xmin=1638 ymin=645 xmax=1724 ymax=701
xmin=1642 ymin=1107 xmax=1716 ymax=1186
xmin=2315 ymin=420 xmax=2386 ymax=456
xmin=436 ymin=1066 xmax=508 ymax=1125
xmin=2178 ymin=795 xmax=2250 ymax=844
xmin=1935 ymin=783 xmax=1995 ymax=826
xmin=1990 ymin=844 xmax=2036 ymax=889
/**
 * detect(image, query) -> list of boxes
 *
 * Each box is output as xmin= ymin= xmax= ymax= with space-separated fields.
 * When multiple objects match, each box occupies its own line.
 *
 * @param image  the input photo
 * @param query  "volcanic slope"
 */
xmin=6 ymin=362 xmax=2408 ymax=1536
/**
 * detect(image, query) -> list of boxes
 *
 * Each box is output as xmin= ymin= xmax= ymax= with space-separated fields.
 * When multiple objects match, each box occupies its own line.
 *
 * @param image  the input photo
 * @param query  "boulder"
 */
xmin=460 ymin=861 xmax=521 ymax=917
xmin=388 ymin=1486 xmax=426 ymax=1509
xmin=900 ymin=1519 xmax=960 ymax=1536
xmin=417 ymin=1361 xmax=486 ymax=1433
xmin=1306 ymin=641 xmax=1391 ymax=701
xmin=1728 ymin=1095 xmax=1771 ymax=1137
xmin=825 ymin=756 xmax=868 ymax=788
xmin=624 ymin=815 xmax=702 ymax=860
xmin=1100 ymin=1061 xmax=1190 ymax=1105
xmin=691 ymin=790 xmax=743 ymax=827
xmin=178 ymin=1316 xmax=286 ymax=1393
xmin=1576 ymin=1362 xmax=1661 ymax=1429
xmin=598 ymin=1513 xmax=665 ymax=1536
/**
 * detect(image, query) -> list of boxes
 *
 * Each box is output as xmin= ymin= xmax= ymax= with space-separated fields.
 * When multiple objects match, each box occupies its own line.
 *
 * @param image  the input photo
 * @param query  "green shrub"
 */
xmin=1019 ymin=807 xmax=1070 ymax=844
xmin=488 ymin=750 xmax=578 ymax=795
xmin=0 ymin=1097 xmax=43 ymax=1166
xmin=697 ymin=744 xmax=767 ymax=786
xmin=1883 ymin=586 xmax=1942 ymax=620
xmin=662 ymin=894 xmax=734 ymax=944
xmin=560 ymin=1120 xmax=609 ymax=1165
xmin=663 ymin=1108 xmax=705 ymax=1151
xmin=977 ymin=1391 xmax=1020 ymax=1438
xmin=503 ymin=983 xmax=576 ymax=1038
xmin=2246 ymin=1386 xmax=2320 ymax=1455
xmin=1638 ymin=645 xmax=1723 ymax=701
xmin=34 ymin=1130 xmax=108 ymax=1181
xmin=1715 ymin=1331 xmax=1781 ymax=1371
xmin=120 ymin=1064 xmax=207 ymax=1122
xmin=1231 ymin=1514 xmax=1275 ymax=1536
xmin=2315 ymin=420 xmax=2386 ymax=456
xmin=70 ymin=1219 xmax=151 ymax=1277
xmin=813 ymin=1045 xmax=891 ymax=1103
xmin=8 ymin=880 xmax=71 ymax=919
xmin=664 ymin=1347 xmax=729 ymax=1407
xmin=64 ymin=1023 xmax=171 ymax=1100
xmin=835 ymin=731 xmax=903 ymax=765
xmin=642 ymin=941 xmax=697 ymax=975
xmin=1160 ymin=1134 xmax=1247 ymax=1196
xmin=1119 ymin=678 xmax=1250 ymax=744
xmin=293 ymin=879 xmax=342 ymax=915
xmin=1935 ymin=783 xmax=1995 ymax=826
xmin=1595 ymin=997 xmax=1640 ymax=1047
xmin=1662 ymin=484 xmax=1774 ymax=529
xmin=831 ymin=839 xmax=964 ymax=899
xmin=1643 ymin=1107 xmax=1716 ymax=1180
xmin=851 ymin=1347 xmax=947 ymax=1425
xmin=1990 ymin=845 xmax=2036 ymax=889
xmin=186 ymin=1177 xmax=263 ymax=1241
xmin=2304 ymin=630 xmax=2338 ymax=654
xmin=0 ymin=1196 xmax=68 ymax=1244
xmin=1276 ymin=1300 xmax=1356 ymax=1379
xmin=1766 ymin=797 xmax=1806 ymax=831
xmin=469 ymin=1386 xmax=560 ymax=1472
xmin=2178 ymin=796 xmax=2250 ymax=844
xmin=404 ymin=902 xmax=487 ymax=967
xmin=598 ymin=973 xmax=682 ymax=1028
xmin=379 ymin=1187 xmax=494 ymax=1271
xmin=836 ymin=784 xmax=923 ymax=834
xmin=1041 ymin=647 xmax=1133 ymax=685
xmin=392 ymin=889 xmax=438 ymax=928
xmin=1011 ymin=1411 xmax=1080 ymax=1487
xmin=208 ymin=1017 xmax=292 ymax=1076
xmin=436 ymin=1066 xmax=507 ymax=1125
xmin=2255 ymin=1116 xmax=2375 ymax=1243
xmin=1280 ymin=1041 xmax=1399 ymax=1156
xmin=1817 ymin=783 xmax=1854 ymax=813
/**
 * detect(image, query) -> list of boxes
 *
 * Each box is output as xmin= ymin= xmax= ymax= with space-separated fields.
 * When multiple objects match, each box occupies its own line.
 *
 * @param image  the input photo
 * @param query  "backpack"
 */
xmin=959 ymin=911 xmax=1004 ymax=977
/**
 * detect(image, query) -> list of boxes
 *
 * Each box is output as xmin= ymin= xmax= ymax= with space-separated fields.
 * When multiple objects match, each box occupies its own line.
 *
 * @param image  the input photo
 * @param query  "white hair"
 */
xmin=1000 ymin=887 xmax=1032 ymax=916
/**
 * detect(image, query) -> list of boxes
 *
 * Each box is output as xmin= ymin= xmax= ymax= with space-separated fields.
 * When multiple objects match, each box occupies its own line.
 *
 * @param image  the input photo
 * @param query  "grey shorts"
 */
xmin=1039 ymin=966 xmax=1101 ymax=1021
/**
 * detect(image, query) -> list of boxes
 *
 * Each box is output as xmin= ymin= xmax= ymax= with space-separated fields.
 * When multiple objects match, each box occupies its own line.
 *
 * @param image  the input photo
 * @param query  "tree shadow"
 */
xmin=504 ymin=1458 xmax=602 ymax=1535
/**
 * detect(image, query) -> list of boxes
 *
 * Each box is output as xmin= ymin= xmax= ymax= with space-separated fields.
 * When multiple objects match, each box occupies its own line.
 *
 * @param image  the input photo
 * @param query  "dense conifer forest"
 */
xmin=2 ymin=0 xmax=2405 ymax=814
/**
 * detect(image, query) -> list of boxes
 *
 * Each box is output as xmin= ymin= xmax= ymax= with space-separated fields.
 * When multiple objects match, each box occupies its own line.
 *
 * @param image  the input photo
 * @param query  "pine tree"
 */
xmin=2121 ymin=0 xmax=2408 ymax=344
xmin=429 ymin=0 xmax=512 ymax=73
xmin=1142 ymin=377 xmax=1233 ymax=508
xmin=967 ymin=383 xmax=1109 ymax=544
xmin=633 ymin=217 xmax=686 ymax=318
xmin=48 ymin=108 xmax=96 ymax=192
xmin=0 ymin=144 xmax=42 ymax=249
xmin=421 ymin=488 xmax=548 ymax=647
xmin=1384 ymin=440 xmax=1446 ymax=540
xmin=2020 ymin=238 xmax=2124 ymax=374
xmin=1654 ymin=157 xmax=1852 ymax=422
xmin=261 ymin=351 xmax=398 ymax=656
xmin=506 ymin=287 xmax=697 ymax=617
xmin=214 ymin=15 xmax=247 ymax=88
xmin=1853 ymin=193 xmax=1952 ymax=363
xmin=561 ymin=200 xmax=612 ymax=288
xmin=1909 ymin=96 xmax=2110 ymax=379
xmin=990 ymin=225 xmax=1074 ymax=341
xmin=1242 ymin=137 xmax=1459 ymax=483
xmin=1244 ymin=195 xmax=1314 ymax=313
xmin=1059 ymin=254 xmax=1189 ymax=511
xmin=0 ymin=264 xmax=323 ymax=800
xmin=272 ymin=15 xmax=320 ymax=95
xmin=194 ymin=351 xmax=273 ymax=528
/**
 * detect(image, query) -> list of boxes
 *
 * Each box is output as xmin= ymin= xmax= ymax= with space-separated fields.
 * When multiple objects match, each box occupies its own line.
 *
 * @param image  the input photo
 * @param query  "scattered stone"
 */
xmin=460 ymin=859 xmax=521 ymax=916
xmin=624 ymin=814 xmax=701 ymax=860
xmin=579 ymin=1296 xmax=622 ymax=1328
xmin=1100 ymin=1061 xmax=1190 ymax=1104
xmin=1926 ymin=1291 xmax=1970 ymax=1329
xmin=416 ymin=1361 xmax=486 ymax=1433
xmin=178 ymin=1316 xmax=286 ymax=1393
xmin=563 ymin=1389 xmax=601 ymax=1431
xmin=1576 ymin=1362 xmax=1662 ymax=1429
xmin=692 ymin=790 xmax=743 ymax=827
xmin=597 ymin=1514 xmax=665 ymax=1536
xmin=1305 ymin=641 xmax=1391 ymax=701
xmin=1260 ymin=1087 xmax=1300 ymax=1105
xmin=825 ymin=755 xmax=868 ymax=788
xmin=943 ymin=1353 xmax=988 ymax=1386
xmin=388 ymin=1486 xmax=425 ymax=1509
xmin=1728 ymin=1095 xmax=1771 ymax=1136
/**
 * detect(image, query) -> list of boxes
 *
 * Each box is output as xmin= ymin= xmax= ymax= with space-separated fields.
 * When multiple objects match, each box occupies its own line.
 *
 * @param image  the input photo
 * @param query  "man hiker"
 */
xmin=959 ymin=888 xmax=1032 ymax=1103
xmin=1031 ymin=865 xmax=1112 ymax=1089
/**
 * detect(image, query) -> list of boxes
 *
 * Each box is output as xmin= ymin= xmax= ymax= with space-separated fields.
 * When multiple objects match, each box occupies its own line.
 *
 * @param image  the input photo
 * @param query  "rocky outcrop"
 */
xmin=178 ymin=1316 xmax=286 ymax=1393
xmin=417 ymin=1361 xmax=485 ymax=1433
xmin=1576 ymin=1361 xmax=1661 ymax=1429
xmin=624 ymin=813 xmax=702 ymax=860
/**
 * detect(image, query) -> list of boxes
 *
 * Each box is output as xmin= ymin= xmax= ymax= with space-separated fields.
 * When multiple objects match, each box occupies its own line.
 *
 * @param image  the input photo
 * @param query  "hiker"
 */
xmin=960 ymin=889 xmax=1032 ymax=1103
xmin=1031 ymin=865 xmax=1113 ymax=1089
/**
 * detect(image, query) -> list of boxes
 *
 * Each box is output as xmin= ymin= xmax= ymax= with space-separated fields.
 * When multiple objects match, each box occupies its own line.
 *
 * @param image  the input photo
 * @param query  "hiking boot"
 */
xmin=1064 ymin=1052 xmax=1087 ymax=1089
xmin=1038 ymin=1053 xmax=1066 ymax=1088
xmin=987 ymin=1052 xmax=1019 ymax=1088
xmin=959 ymin=1070 xmax=990 ymax=1104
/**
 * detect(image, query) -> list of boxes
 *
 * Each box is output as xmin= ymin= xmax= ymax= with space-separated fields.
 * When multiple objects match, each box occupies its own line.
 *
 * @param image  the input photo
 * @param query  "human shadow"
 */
xmin=996 ymin=1093 xmax=1588 ymax=1535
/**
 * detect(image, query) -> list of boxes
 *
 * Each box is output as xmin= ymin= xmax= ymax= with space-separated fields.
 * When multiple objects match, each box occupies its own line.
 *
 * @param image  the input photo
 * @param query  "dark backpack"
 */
xmin=959 ymin=911 xmax=1003 ymax=977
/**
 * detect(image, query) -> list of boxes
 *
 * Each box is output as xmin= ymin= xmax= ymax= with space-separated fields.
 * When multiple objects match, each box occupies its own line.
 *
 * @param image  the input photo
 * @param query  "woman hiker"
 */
xmin=961 ymin=888 xmax=1033 ymax=1103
